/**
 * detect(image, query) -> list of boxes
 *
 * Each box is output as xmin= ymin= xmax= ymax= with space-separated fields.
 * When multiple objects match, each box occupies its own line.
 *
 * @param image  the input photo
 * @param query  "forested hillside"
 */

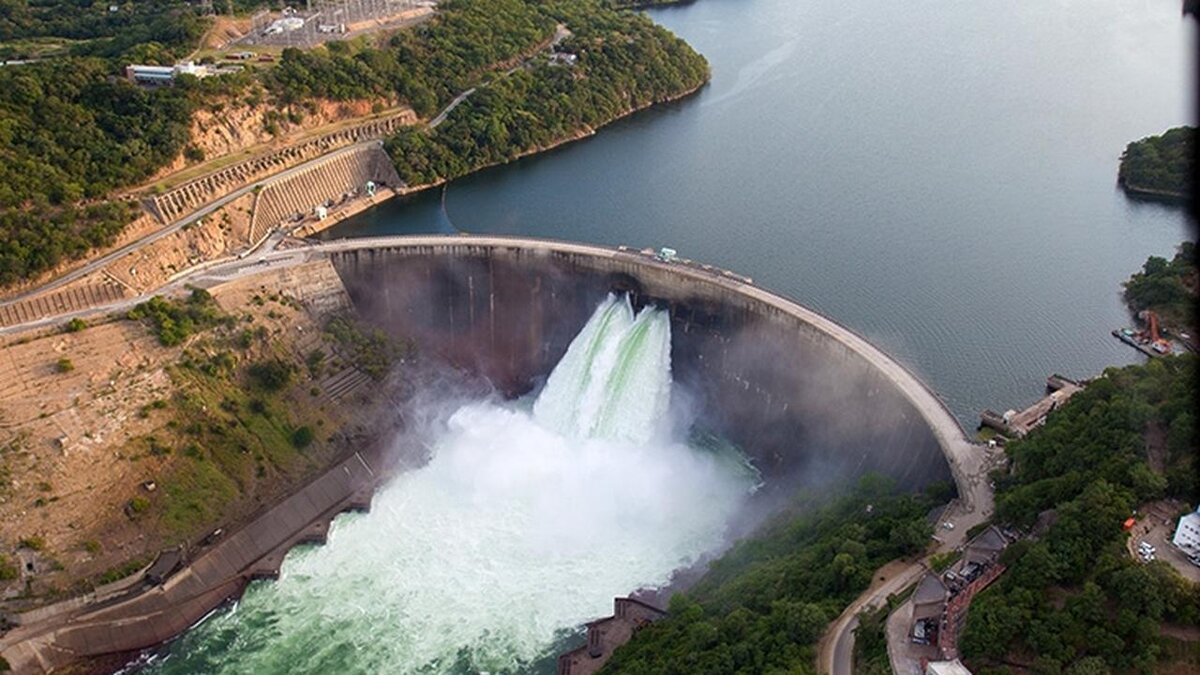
xmin=1123 ymin=242 xmax=1196 ymax=332
xmin=962 ymin=356 xmax=1199 ymax=673
xmin=384 ymin=0 xmax=709 ymax=187
xmin=0 ymin=0 xmax=205 ymax=62
xmin=600 ymin=477 xmax=942 ymax=674
xmin=0 ymin=0 xmax=703 ymax=289
xmin=1118 ymin=126 xmax=1194 ymax=199
xmin=266 ymin=0 xmax=555 ymax=114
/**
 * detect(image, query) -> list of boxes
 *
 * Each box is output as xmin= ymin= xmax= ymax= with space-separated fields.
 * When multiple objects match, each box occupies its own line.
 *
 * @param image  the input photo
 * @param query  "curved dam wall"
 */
xmin=327 ymin=236 xmax=960 ymax=491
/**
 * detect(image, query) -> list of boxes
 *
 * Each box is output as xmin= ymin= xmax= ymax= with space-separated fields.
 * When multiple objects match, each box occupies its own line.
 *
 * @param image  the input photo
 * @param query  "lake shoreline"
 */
xmin=305 ymin=80 xmax=709 ymax=239
xmin=1118 ymin=180 xmax=1191 ymax=205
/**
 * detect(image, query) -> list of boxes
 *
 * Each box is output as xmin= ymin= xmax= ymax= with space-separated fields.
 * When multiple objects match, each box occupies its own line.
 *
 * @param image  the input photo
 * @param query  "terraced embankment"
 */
xmin=149 ymin=111 xmax=415 ymax=225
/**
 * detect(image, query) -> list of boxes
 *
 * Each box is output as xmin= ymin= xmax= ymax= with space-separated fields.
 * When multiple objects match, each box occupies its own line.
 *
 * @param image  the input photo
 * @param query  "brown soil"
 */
xmin=0 ymin=320 xmax=178 ymax=599
xmin=202 ymin=16 xmax=252 ymax=51
xmin=153 ymin=96 xmax=397 ymax=181
xmin=0 ymin=263 xmax=367 ymax=605
xmin=103 ymin=194 xmax=256 ymax=294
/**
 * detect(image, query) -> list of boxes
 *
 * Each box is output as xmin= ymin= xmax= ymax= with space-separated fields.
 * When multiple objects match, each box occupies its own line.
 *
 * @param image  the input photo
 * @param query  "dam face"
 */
xmin=329 ymin=240 xmax=953 ymax=490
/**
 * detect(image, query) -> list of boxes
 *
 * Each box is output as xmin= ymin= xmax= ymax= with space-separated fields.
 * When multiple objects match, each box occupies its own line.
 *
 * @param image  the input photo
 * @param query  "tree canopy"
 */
xmin=1123 ymin=241 xmax=1196 ymax=332
xmin=1118 ymin=126 xmax=1195 ymax=198
xmin=384 ymin=0 xmax=710 ymax=187
xmin=0 ymin=0 xmax=703 ymax=289
xmin=963 ymin=355 xmax=1199 ymax=673
xmin=600 ymin=476 xmax=940 ymax=674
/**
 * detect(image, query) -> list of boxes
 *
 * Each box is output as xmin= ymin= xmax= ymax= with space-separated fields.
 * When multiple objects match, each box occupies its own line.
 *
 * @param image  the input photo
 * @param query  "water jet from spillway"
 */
xmin=136 ymin=294 xmax=755 ymax=675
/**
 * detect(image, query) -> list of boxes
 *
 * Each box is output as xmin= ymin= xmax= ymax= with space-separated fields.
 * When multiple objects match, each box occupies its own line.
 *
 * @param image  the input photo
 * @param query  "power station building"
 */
xmin=125 ymin=61 xmax=210 ymax=86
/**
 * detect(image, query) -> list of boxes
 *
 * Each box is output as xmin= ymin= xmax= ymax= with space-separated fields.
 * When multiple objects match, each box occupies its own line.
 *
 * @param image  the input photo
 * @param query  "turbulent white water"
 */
xmin=533 ymin=294 xmax=672 ymax=443
xmin=140 ymin=295 xmax=753 ymax=675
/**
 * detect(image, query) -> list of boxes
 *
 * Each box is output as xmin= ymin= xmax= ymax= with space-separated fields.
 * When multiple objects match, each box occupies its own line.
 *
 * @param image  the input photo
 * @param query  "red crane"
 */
xmin=1147 ymin=311 xmax=1173 ymax=354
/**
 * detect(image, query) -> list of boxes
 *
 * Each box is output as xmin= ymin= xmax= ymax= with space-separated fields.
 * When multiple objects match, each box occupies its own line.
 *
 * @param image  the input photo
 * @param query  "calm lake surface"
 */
xmin=327 ymin=0 xmax=1197 ymax=426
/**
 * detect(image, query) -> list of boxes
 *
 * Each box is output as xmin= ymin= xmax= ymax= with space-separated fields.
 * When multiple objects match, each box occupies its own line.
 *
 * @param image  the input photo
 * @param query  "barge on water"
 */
xmin=1112 ymin=328 xmax=1167 ymax=358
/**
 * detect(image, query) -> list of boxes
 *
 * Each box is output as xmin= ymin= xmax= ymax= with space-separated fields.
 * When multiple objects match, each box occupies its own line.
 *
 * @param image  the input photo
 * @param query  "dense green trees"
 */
xmin=0 ymin=59 xmax=194 ymax=207
xmin=1123 ymin=242 xmax=1196 ymax=331
xmin=601 ymin=476 xmax=937 ymax=674
xmin=385 ymin=0 xmax=709 ymax=187
xmin=1118 ymin=126 xmax=1194 ymax=198
xmin=0 ymin=56 xmax=201 ymax=285
xmin=0 ymin=0 xmax=206 ymax=62
xmin=266 ymin=0 xmax=555 ymax=113
xmin=963 ymin=356 xmax=1199 ymax=673
xmin=0 ymin=0 xmax=706 ymax=288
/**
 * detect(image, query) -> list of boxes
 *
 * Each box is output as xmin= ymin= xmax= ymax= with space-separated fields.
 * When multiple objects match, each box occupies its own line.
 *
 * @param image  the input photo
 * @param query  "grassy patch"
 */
xmin=160 ymin=458 xmax=239 ymax=536
xmin=929 ymin=550 xmax=962 ymax=573
xmin=0 ymin=555 xmax=19 ymax=581
xmin=18 ymin=536 xmax=46 ymax=551
xmin=94 ymin=556 xmax=150 ymax=586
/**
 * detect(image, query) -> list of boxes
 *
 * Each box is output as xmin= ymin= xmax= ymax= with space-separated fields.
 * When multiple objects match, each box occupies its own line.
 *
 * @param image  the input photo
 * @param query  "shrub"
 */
xmin=248 ymin=359 xmax=294 ymax=391
xmin=0 ymin=556 xmax=18 ymax=581
xmin=183 ymin=144 xmax=205 ymax=162
xmin=305 ymin=349 xmax=325 ymax=377
xmin=18 ymin=535 xmax=46 ymax=551
xmin=127 ymin=496 xmax=150 ymax=516
xmin=127 ymin=289 xmax=224 ymax=346
xmin=64 ymin=318 xmax=87 ymax=333
xmin=290 ymin=426 xmax=315 ymax=449
xmin=55 ymin=358 xmax=74 ymax=373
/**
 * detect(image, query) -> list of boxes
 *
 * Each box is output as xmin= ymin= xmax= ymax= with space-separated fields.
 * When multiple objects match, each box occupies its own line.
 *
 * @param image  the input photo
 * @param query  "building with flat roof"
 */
xmin=1173 ymin=508 xmax=1200 ymax=554
xmin=926 ymin=659 xmax=972 ymax=675
xmin=125 ymin=61 xmax=210 ymax=86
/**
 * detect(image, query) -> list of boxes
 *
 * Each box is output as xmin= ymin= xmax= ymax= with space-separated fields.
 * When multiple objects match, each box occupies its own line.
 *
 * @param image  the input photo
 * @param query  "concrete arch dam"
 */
xmin=0 ymin=236 xmax=981 ymax=674
xmin=327 ymin=235 xmax=974 ymax=495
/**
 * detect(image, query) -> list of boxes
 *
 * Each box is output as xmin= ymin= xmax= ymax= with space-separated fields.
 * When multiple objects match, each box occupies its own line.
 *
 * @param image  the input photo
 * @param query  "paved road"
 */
xmin=818 ymin=448 xmax=999 ymax=674
xmin=821 ymin=562 xmax=926 ymax=675
xmin=429 ymin=88 xmax=477 ymax=128
xmin=0 ymin=141 xmax=386 ymax=310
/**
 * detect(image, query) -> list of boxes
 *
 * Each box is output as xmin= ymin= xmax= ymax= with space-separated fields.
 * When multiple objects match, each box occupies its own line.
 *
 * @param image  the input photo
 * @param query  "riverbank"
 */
xmin=1119 ymin=180 xmax=1190 ymax=204
xmin=304 ymin=80 xmax=707 ymax=239
xmin=1117 ymin=126 xmax=1194 ymax=205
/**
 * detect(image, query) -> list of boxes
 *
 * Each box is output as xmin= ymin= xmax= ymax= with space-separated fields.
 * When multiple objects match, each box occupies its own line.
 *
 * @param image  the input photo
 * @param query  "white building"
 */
xmin=926 ymin=660 xmax=972 ymax=675
xmin=1173 ymin=508 xmax=1200 ymax=553
xmin=125 ymin=61 xmax=209 ymax=86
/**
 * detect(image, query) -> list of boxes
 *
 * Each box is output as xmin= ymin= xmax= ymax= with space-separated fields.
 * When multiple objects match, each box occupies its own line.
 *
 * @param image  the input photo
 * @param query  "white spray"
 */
xmin=140 ymin=294 xmax=754 ymax=675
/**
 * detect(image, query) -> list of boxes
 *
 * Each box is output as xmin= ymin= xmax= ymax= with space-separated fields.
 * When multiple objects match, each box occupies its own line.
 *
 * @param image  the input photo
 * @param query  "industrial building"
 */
xmin=125 ymin=62 xmax=210 ymax=86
